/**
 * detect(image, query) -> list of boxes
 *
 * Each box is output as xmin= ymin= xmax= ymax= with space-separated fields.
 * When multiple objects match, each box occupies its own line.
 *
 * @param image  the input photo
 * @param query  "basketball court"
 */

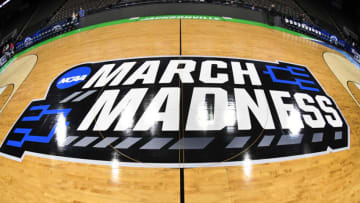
xmin=0 ymin=16 xmax=359 ymax=202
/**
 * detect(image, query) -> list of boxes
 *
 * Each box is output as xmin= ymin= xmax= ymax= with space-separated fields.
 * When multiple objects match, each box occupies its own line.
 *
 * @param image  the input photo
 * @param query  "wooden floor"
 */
xmin=0 ymin=19 xmax=359 ymax=202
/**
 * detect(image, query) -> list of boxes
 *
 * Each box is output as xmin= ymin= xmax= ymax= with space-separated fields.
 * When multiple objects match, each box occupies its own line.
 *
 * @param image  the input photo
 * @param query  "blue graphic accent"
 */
xmin=6 ymin=105 xmax=72 ymax=148
xmin=56 ymin=66 xmax=91 ymax=89
xmin=263 ymin=65 xmax=320 ymax=92
xmin=22 ymin=105 xmax=51 ymax=121
xmin=6 ymin=122 xmax=70 ymax=147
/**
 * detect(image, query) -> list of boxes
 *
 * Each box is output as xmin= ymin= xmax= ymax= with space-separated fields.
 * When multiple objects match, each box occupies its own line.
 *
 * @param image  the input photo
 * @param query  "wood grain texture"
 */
xmin=0 ymin=84 xmax=13 ymax=112
xmin=0 ymin=20 xmax=180 ymax=203
xmin=0 ymin=18 xmax=359 ymax=202
xmin=348 ymin=81 xmax=360 ymax=105
xmin=323 ymin=52 xmax=360 ymax=107
xmin=182 ymin=19 xmax=360 ymax=203
xmin=0 ymin=55 xmax=37 ymax=112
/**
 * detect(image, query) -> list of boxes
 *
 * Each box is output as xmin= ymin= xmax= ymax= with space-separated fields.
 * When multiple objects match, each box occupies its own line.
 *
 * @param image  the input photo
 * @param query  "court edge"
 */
xmin=0 ymin=55 xmax=350 ymax=168
xmin=0 ymin=14 xmax=328 ymax=74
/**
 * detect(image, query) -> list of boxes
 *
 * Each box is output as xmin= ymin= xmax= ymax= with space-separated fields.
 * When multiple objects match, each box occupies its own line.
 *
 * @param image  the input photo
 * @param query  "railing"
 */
xmin=284 ymin=16 xmax=346 ymax=49
xmin=283 ymin=16 xmax=360 ymax=63
xmin=1 ymin=0 xmax=359 ymax=70
xmin=15 ymin=18 xmax=76 ymax=51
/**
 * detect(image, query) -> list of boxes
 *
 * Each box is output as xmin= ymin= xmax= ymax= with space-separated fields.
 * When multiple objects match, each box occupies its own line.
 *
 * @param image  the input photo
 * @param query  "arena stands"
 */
xmin=48 ymin=0 xmax=118 ymax=26
xmin=48 ymin=0 xmax=313 ymax=26
xmin=295 ymin=0 xmax=359 ymax=50
xmin=21 ymin=0 xmax=67 ymax=40
xmin=242 ymin=0 xmax=312 ymax=23
xmin=0 ymin=0 xmax=359 ymax=70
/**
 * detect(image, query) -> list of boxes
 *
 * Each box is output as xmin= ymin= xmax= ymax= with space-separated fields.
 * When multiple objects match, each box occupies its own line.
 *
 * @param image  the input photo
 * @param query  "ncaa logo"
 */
xmin=56 ymin=66 xmax=91 ymax=89
xmin=0 ymin=56 xmax=349 ymax=168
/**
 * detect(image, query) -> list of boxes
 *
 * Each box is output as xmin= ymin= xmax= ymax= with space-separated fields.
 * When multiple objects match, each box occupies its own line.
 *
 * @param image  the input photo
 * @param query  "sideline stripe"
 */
xmin=72 ymin=90 xmax=97 ymax=102
xmin=140 ymin=138 xmax=173 ymax=150
xmin=93 ymin=137 xmax=118 ymax=148
xmin=73 ymin=137 xmax=98 ymax=147
xmin=169 ymin=137 xmax=214 ymax=150
xmin=59 ymin=91 xmax=83 ymax=103
xmin=0 ymin=14 xmax=317 ymax=74
xmin=114 ymin=137 xmax=141 ymax=149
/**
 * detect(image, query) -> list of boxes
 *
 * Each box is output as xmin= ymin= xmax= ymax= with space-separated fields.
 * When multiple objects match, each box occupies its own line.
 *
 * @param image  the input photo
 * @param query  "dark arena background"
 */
xmin=0 ymin=0 xmax=360 ymax=202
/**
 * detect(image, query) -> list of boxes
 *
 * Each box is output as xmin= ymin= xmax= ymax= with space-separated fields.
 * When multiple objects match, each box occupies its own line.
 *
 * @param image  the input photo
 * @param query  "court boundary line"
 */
xmin=0 ymin=55 xmax=350 ymax=168
xmin=0 ymin=14 xmax=324 ymax=74
xmin=179 ymin=18 xmax=185 ymax=203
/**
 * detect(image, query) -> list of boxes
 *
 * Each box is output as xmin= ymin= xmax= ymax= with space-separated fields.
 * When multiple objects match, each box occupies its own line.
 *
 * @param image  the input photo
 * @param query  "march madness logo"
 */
xmin=0 ymin=56 xmax=349 ymax=167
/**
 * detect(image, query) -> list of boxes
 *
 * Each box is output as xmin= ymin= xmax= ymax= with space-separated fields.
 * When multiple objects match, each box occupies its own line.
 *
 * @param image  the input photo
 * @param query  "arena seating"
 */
xmin=242 ymin=0 xmax=312 ymax=23
xmin=48 ymin=0 xmax=119 ymax=26
xmin=48 ymin=0 xmax=313 ymax=26
xmin=283 ymin=17 xmax=323 ymax=38
xmin=1 ymin=0 xmax=358 ymax=70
